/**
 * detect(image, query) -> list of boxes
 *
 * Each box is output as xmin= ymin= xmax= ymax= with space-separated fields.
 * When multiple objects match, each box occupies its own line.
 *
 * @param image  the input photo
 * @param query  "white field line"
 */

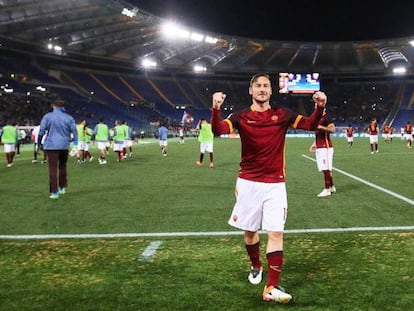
xmin=138 ymin=240 xmax=163 ymax=261
xmin=301 ymin=154 xmax=414 ymax=206
xmin=1 ymin=226 xmax=414 ymax=240
xmin=1 ymin=154 xmax=413 ymax=240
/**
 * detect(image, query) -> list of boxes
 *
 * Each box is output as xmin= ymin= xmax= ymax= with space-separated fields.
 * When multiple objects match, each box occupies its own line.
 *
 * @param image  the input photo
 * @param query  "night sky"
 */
xmin=129 ymin=0 xmax=414 ymax=41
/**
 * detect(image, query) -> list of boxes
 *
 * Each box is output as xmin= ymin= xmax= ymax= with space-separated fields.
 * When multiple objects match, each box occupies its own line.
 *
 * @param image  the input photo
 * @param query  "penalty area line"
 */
xmin=302 ymin=154 xmax=414 ymax=206
xmin=1 ymin=226 xmax=414 ymax=240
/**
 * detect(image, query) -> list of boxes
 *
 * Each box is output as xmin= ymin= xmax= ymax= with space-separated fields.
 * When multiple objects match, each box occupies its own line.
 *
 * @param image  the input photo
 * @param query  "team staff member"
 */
xmin=158 ymin=122 xmax=168 ymax=157
xmin=310 ymin=109 xmax=336 ymax=197
xmin=210 ymin=73 xmax=327 ymax=303
xmin=38 ymin=100 xmax=78 ymax=199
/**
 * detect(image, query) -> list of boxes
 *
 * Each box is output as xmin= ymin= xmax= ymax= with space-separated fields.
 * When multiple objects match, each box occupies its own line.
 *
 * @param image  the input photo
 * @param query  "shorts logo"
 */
xmin=233 ymin=215 xmax=238 ymax=222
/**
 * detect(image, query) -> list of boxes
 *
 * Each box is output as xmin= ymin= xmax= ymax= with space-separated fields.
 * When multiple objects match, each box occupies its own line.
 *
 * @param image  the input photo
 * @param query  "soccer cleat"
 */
xmin=89 ymin=156 xmax=94 ymax=162
xmin=196 ymin=161 xmax=203 ymax=167
xmin=58 ymin=188 xmax=65 ymax=195
xmin=32 ymin=159 xmax=38 ymax=163
xmin=209 ymin=162 xmax=215 ymax=168
xmin=317 ymin=188 xmax=331 ymax=197
xmin=247 ymin=267 xmax=263 ymax=285
xmin=7 ymin=163 xmax=13 ymax=168
xmin=49 ymin=192 xmax=59 ymax=199
xmin=248 ymin=266 xmax=263 ymax=285
xmin=263 ymin=285 xmax=292 ymax=303
xmin=330 ymin=185 xmax=336 ymax=193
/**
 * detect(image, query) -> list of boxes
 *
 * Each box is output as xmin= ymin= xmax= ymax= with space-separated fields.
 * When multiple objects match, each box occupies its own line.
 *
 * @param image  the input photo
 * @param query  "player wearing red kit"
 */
xmin=311 ymin=111 xmax=336 ymax=197
xmin=404 ymin=121 xmax=413 ymax=148
xmin=368 ymin=118 xmax=379 ymax=154
xmin=346 ymin=124 xmax=354 ymax=147
xmin=210 ymin=73 xmax=327 ymax=304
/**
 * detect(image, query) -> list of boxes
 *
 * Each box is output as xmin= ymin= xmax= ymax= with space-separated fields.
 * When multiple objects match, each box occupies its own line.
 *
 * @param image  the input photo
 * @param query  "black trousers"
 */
xmin=46 ymin=150 xmax=69 ymax=193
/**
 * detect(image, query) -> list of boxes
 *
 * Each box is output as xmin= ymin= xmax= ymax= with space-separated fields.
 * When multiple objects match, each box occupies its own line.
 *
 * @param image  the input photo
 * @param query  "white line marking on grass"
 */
xmin=1 ymin=226 xmax=414 ymax=240
xmin=302 ymin=154 xmax=414 ymax=206
xmin=139 ymin=240 xmax=163 ymax=261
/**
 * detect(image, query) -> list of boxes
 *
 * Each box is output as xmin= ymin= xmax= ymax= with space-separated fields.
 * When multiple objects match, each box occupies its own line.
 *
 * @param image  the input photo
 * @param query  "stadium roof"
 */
xmin=1 ymin=0 xmax=414 ymax=78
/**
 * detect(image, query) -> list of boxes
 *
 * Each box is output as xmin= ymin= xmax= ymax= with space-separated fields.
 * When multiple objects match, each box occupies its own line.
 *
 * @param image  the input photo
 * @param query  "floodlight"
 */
xmin=142 ymin=58 xmax=157 ymax=68
xmin=392 ymin=66 xmax=407 ymax=74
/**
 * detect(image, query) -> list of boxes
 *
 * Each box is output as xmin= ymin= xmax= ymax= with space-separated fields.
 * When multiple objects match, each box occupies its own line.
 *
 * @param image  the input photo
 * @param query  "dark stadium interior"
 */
xmin=1 ymin=0 xmax=414 ymax=134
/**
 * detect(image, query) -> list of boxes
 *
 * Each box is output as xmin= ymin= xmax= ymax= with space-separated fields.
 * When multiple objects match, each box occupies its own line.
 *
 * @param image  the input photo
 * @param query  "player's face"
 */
xmin=249 ymin=76 xmax=272 ymax=104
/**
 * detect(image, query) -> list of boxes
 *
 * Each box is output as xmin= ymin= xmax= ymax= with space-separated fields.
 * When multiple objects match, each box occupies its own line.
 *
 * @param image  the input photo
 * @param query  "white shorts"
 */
xmin=404 ymin=133 xmax=413 ymax=141
xmin=113 ymin=142 xmax=124 ymax=151
xmin=228 ymin=178 xmax=288 ymax=232
xmin=77 ymin=141 xmax=87 ymax=151
xmin=97 ymin=141 xmax=108 ymax=150
xmin=159 ymin=140 xmax=168 ymax=147
xmin=200 ymin=142 xmax=213 ymax=153
xmin=84 ymin=142 xmax=90 ymax=151
xmin=347 ymin=136 xmax=353 ymax=143
xmin=316 ymin=147 xmax=334 ymax=171
xmin=369 ymin=135 xmax=378 ymax=144
xmin=4 ymin=143 xmax=15 ymax=153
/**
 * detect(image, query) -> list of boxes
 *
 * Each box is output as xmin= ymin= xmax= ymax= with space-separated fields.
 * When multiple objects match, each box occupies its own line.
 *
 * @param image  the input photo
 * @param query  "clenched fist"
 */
xmin=312 ymin=91 xmax=327 ymax=107
xmin=212 ymin=92 xmax=226 ymax=109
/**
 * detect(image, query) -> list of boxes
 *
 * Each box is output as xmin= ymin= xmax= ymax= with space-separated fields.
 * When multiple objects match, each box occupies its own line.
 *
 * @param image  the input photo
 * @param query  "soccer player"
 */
xmin=346 ymin=124 xmax=354 ymax=147
xmin=178 ymin=126 xmax=185 ymax=144
xmin=404 ymin=121 xmax=412 ymax=148
xmin=368 ymin=118 xmax=379 ymax=154
xmin=1 ymin=121 xmax=18 ymax=167
xmin=210 ymin=73 xmax=327 ymax=303
xmin=38 ymin=100 xmax=78 ymax=199
xmin=196 ymin=118 xmax=214 ymax=168
xmin=310 ymin=108 xmax=336 ymax=197
xmin=93 ymin=117 xmax=110 ymax=164
xmin=123 ymin=121 xmax=134 ymax=158
xmin=76 ymin=119 xmax=86 ymax=163
xmin=113 ymin=120 xmax=127 ymax=161
xmin=31 ymin=124 xmax=47 ymax=163
xmin=383 ymin=124 xmax=391 ymax=144
xmin=83 ymin=121 xmax=94 ymax=162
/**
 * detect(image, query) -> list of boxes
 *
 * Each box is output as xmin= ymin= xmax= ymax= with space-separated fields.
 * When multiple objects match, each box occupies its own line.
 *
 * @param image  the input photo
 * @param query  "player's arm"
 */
xmin=295 ymin=91 xmax=327 ymax=131
xmin=317 ymin=122 xmax=335 ymax=133
xmin=211 ymin=92 xmax=232 ymax=136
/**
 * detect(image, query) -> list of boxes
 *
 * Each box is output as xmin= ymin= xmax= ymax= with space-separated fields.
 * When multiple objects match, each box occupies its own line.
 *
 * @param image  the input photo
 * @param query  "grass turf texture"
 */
xmin=1 ymin=136 xmax=413 ymax=310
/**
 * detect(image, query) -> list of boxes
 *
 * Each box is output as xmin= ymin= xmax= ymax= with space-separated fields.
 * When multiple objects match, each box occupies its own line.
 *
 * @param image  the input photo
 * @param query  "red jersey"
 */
xmin=211 ymin=105 xmax=324 ymax=183
xmin=368 ymin=122 xmax=378 ymax=135
xmin=404 ymin=123 xmax=412 ymax=134
xmin=346 ymin=126 xmax=354 ymax=137
xmin=315 ymin=114 xmax=334 ymax=148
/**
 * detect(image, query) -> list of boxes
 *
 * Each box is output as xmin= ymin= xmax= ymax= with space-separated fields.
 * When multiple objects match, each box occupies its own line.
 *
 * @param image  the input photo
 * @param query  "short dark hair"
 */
xmin=250 ymin=73 xmax=270 ymax=87
xmin=53 ymin=100 xmax=65 ymax=107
